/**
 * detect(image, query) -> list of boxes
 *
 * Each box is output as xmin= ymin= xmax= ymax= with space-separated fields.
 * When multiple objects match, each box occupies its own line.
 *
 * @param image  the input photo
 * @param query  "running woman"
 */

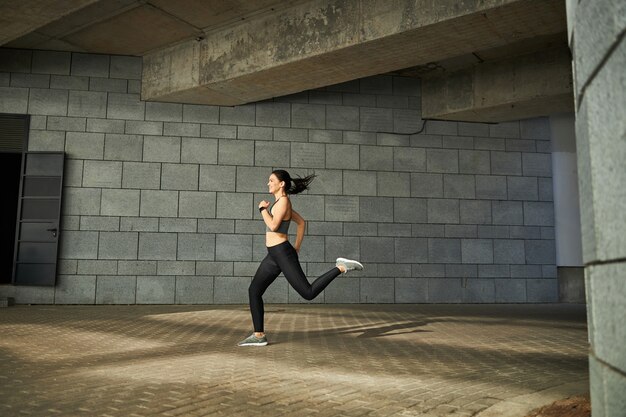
xmin=238 ymin=170 xmax=363 ymax=346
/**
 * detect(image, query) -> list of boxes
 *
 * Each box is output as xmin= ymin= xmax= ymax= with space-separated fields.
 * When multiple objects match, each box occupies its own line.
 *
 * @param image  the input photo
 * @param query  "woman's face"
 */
xmin=267 ymin=174 xmax=284 ymax=194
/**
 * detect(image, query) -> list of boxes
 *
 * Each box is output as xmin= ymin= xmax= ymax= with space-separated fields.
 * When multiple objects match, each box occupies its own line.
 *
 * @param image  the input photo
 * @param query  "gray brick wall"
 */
xmin=0 ymin=49 xmax=557 ymax=305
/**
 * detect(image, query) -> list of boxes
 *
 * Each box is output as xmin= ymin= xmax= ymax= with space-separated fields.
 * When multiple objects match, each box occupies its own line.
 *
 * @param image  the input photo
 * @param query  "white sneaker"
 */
xmin=336 ymin=258 xmax=364 ymax=273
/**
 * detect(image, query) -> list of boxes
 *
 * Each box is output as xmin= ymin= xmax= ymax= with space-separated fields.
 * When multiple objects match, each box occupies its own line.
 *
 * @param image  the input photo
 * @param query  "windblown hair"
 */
xmin=272 ymin=170 xmax=316 ymax=195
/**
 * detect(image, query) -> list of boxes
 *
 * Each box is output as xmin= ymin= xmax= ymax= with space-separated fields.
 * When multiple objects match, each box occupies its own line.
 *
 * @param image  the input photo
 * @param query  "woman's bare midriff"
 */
xmin=265 ymin=231 xmax=289 ymax=247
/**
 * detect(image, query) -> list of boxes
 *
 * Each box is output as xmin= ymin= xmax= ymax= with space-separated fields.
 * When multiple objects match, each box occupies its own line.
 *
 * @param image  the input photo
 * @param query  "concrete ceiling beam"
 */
xmin=421 ymin=47 xmax=574 ymax=123
xmin=142 ymin=0 xmax=567 ymax=105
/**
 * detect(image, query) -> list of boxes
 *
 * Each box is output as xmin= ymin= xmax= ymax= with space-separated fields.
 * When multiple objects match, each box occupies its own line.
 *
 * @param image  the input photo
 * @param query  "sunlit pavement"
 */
xmin=0 ymin=304 xmax=588 ymax=416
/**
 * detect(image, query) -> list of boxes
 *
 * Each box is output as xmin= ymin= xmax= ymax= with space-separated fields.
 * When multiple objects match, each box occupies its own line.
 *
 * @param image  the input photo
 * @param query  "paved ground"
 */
xmin=0 ymin=304 xmax=588 ymax=417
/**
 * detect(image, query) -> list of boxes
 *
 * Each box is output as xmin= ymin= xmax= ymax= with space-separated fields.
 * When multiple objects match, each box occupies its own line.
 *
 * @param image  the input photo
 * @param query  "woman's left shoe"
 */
xmin=237 ymin=334 xmax=268 ymax=346
xmin=336 ymin=258 xmax=364 ymax=273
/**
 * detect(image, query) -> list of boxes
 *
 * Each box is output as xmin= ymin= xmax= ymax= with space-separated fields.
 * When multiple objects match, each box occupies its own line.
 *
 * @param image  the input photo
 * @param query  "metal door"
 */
xmin=12 ymin=152 xmax=64 ymax=286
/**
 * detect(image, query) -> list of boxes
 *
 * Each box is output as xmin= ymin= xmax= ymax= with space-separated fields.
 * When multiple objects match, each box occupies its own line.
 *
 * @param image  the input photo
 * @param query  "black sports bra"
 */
xmin=266 ymin=198 xmax=291 ymax=234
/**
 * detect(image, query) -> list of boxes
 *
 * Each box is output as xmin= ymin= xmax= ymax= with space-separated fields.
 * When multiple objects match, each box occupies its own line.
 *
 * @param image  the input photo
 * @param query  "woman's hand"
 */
xmin=259 ymin=200 xmax=270 ymax=210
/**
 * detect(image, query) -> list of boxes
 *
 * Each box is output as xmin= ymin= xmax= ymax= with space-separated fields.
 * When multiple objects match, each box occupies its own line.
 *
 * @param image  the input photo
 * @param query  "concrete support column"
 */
xmin=550 ymin=114 xmax=584 ymax=302
xmin=566 ymin=0 xmax=626 ymax=414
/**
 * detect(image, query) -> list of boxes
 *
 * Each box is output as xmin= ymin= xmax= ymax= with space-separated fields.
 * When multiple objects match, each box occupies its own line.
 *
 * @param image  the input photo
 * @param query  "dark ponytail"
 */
xmin=272 ymin=170 xmax=316 ymax=195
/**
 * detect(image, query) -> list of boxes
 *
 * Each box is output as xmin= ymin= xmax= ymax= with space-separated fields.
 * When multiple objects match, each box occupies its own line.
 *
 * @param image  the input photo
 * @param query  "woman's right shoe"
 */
xmin=237 ymin=334 xmax=268 ymax=346
xmin=336 ymin=258 xmax=364 ymax=273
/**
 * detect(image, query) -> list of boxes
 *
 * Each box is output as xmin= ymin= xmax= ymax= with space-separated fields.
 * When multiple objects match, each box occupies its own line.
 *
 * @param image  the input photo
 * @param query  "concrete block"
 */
xmin=474 ymin=137 xmax=505 ymax=151
xmin=491 ymin=151 xmax=522 ymax=175
xmin=161 ymin=164 xmax=198 ymax=191
xmin=360 ymin=196 xmax=393 ymax=222
xmin=411 ymin=173 xmax=443 ymax=197
xmin=107 ymin=93 xmax=144 ymax=121
xmin=442 ymin=135 xmax=474 ymax=150
xmin=477 ymin=225 xmax=510 ymax=239
xmin=12 ymin=286 xmax=53 ymax=304
xmin=273 ymin=127 xmax=308 ymax=142
xmin=127 ymin=80 xmax=140 ymax=94
xmin=326 ymin=236 xmax=360 ymax=262
xmin=377 ymin=172 xmax=410 ymax=197
xmin=216 ymin=192 xmax=252 ymax=219
xmin=214 ymin=277 xmax=251 ymax=304
xmin=460 ymin=200 xmax=491 ymax=225
xmin=325 ymin=196 xmax=359 ymax=221
xmin=526 ymin=279 xmax=558 ymax=302
xmin=445 ymin=225 xmax=477 ymax=238
xmin=164 ymin=122 xmax=200 ymax=137
xmin=413 ymin=223 xmax=444 ymax=238
xmin=458 ymin=121 xmax=489 ymax=137
xmin=394 ymin=198 xmax=427 ymax=223
xmin=62 ymin=159 xmax=82 ymax=187
xmin=392 ymin=76 xmax=421 ymax=97
xmin=428 ymin=238 xmax=461 ymax=263
xmin=492 ymin=201 xmax=524 ymax=225
xmin=140 ymin=190 xmax=178 ymax=217
xmin=296 ymin=235 xmax=325 ymax=263
xmin=199 ymin=165 xmax=236 ymax=191
xmin=308 ymin=221 xmax=343 ymax=236
xmin=29 ymin=115 xmax=46 ymax=129
xmin=32 ymin=50 xmax=70 ymax=75
xmin=427 ymin=149 xmax=458 ymax=173
xmin=71 ymin=53 xmax=109 ymax=77
xmin=97 ymin=232 xmax=138 ymax=260
xmin=525 ymin=240 xmax=556 ymax=264
xmin=59 ymin=230 xmax=99 ymax=259
xmin=378 ymin=224 xmax=411 ymax=237
xmin=65 ymin=132 xmax=104 ymax=159
xmin=61 ymin=216 xmax=80 ymax=230
xmin=55 ymin=275 xmax=96 ymax=304
xmin=62 ymin=187 xmax=101 ymax=215
xmin=256 ymin=102 xmax=290 ymax=127
xmin=463 ymin=279 xmax=496 ymax=303
xmin=308 ymin=169 xmax=342 ymax=195
xmin=77 ymin=260 xmax=117 ymax=275
xmin=195 ymin=261 xmax=233 ymax=276
xmin=505 ymin=139 xmax=536 ymax=152
xmin=28 ymin=130 xmax=64 ymax=151
xmin=287 ymin=194 xmax=325 ymax=221
xmin=510 ymin=226 xmax=541 ymax=239
xmin=0 ymin=87 xmax=28 ymax=113
xmin=47 ymin=116 xmax=85 ymax=132
xmin=443 ymin=174 xmax=475 ymax=199
xmin=342 ymin=92 xmax=375 ymax=107
xmin=537 ymin=177 xmax=554 ymax=201
xmin=110 ymin=55 xmax=142 ymax=79
xmin=461 ymin=239 xmax=493 ymax=264
xmin=182 ymin=104 xmax=219 ymax=123
xmin=118 ymin=260 xmax=157 ymax=275
xmin=122 ymin=162 xmax=160 ymax=189
xmin=360 ymin=278 xmax=394 ymax=303
xmin=215 ymin=234 xmax=252 ymax=261
xmin=394 ymin=278 xmax=428 ymax=303
xmin=177 ymin=233 xmax=215 ymax=261
xmin=67 ymin=91 xmax=107 ymax=118
xmin=323 ymin=277 xmax=359 ymax=303
xmin=536 ymin=140 xmax=552 ymax=153
xmin=58 ymin=259 xmax=77 ymax=275
xmin=50 ymin=75 xmax=89 ymax=90
xmin=146 ymin=102 xmax=182 ymax=122
xmin=428 ymin=199 xmax=459 ymax=224
xmin=520 ymin=118 xmax=551 ymax=140
xmin=175 ymin=276 xmax=213 ymax=304
xmin=138 ymin=232 xmax=177 ymax=260
xmin=393 ymin=147 xmax=425 ymax=172
xmin=360 ymin=75 xmax=393 ymax=94
xmin=326 ymin=144 xmax=359 ymax=170
xmin=343 ymin=222 xmax=376 ymax=236
xmin=201 ymin=124 xmax=237 ymax=139
xmin=309 ymin=129 xmax=342 ymax=143
xmin=541 ymin=226 xmax=555 ymax=240
xmin=479 ymin=264 xmax=510 ymax=278
xmin=28 ymin=88 xmax=67 ymax=116
xmin=220 ymin=104 xmax=255 ymax=126
xmin=459 ymin=150 xmax=490 ymax=175
xmin=198 ymin=219 xmax=235 ymax=234
xmin=309 ymin=90 xmax=342 ymax=105
xmin=80 ymin=216 xmax=119 ymax=231
xmin=326 ymin=105 xmax=359 ymax=131
xmin=524 ymin=202 xmax=555 ymax=226
xmin=89 ymin=77 xmax=126 ymax=93
xmin=508 ymin=176 xmax=538 ymax=201
xmin=489 ymin=121 xmax=520 ymax=138
xmin=412 ymin=264 xmax=445 ymax=278
xmin=159 ymin=218 xmax=197 ymax=233
xmin=378 ymin=263 xmax=411 ymax=277
xmin=180 ymin=138 xmax=218 ymax=164
xmin=409 ymin=134 xmax=441 ymax=148
xmin=83 ymin=160 xmax=122 ymax=188
xmin=428 ymin=278 xmax=463 ymax=302
xmin=125 ymin=120 xmax=163 ymax=135
xmin=494 ymin=240 xmax=525 ymax=264
xmin=495 ymin=279 xmax=526 ymax=302
xmin=238 ymin=126 xmax=272 ymax=141
xmin=178 ymin=191 xmax=216 ymax=219
xmin=0 ymin=49 xmax=31 ymax=72
xmin=104 ymin=134 xmax=142 ymax=161
xmin=542 ymin=264 xmax=557 ymax=278
xmin=143 ymin=136 xmax=180 ymax=163
xmin=426 ymin=120 xmax=458 ymax=136
xmin=11 ymin=73 xmax=49 ymax=88
xmin=360 ymin=107 xmax=393 ymax=132
xmin=394 ymin=238 xmax=428 ymax=263
xmin=291 ymin=142 xmax=325 ymax=168
xmin=393 ymin=108 xmax=422 ymax=134
xmin=522 ymin=153 xmax=552 ymax=177
xmin=136 ymin=276 xmax=176 ymax=304
xmin=344 ymin=131 xmax=376 ymax=145
xmin=96 ymin=276 xmax=136 ymax=304
xmin=510 ymin=265 xmax=542 ymax=278
xmin=218 ymin=139 xmax=254 ymax=165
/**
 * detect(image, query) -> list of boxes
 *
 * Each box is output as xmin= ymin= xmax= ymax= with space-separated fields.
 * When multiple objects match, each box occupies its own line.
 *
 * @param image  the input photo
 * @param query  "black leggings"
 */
xmin=248 ymin=241 xmax=341 ymax=332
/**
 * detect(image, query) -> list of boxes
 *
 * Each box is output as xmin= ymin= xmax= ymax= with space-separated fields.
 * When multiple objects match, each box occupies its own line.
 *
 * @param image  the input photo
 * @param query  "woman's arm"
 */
xmin=261 ymin=198 xmax=289 ymax=232
xmin=291 ymin=210 xmax=306 ymax=253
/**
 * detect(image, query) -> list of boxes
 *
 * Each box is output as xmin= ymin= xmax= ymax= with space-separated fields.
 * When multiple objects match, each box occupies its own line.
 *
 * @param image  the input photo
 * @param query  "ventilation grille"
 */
xmin=0 ymin=114 xmax=29 ymax=152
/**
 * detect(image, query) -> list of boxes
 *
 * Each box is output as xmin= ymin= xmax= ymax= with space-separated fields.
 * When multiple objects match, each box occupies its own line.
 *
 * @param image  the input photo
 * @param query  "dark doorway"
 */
xmin=0 ymin=153 xmax=22 ymax=284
